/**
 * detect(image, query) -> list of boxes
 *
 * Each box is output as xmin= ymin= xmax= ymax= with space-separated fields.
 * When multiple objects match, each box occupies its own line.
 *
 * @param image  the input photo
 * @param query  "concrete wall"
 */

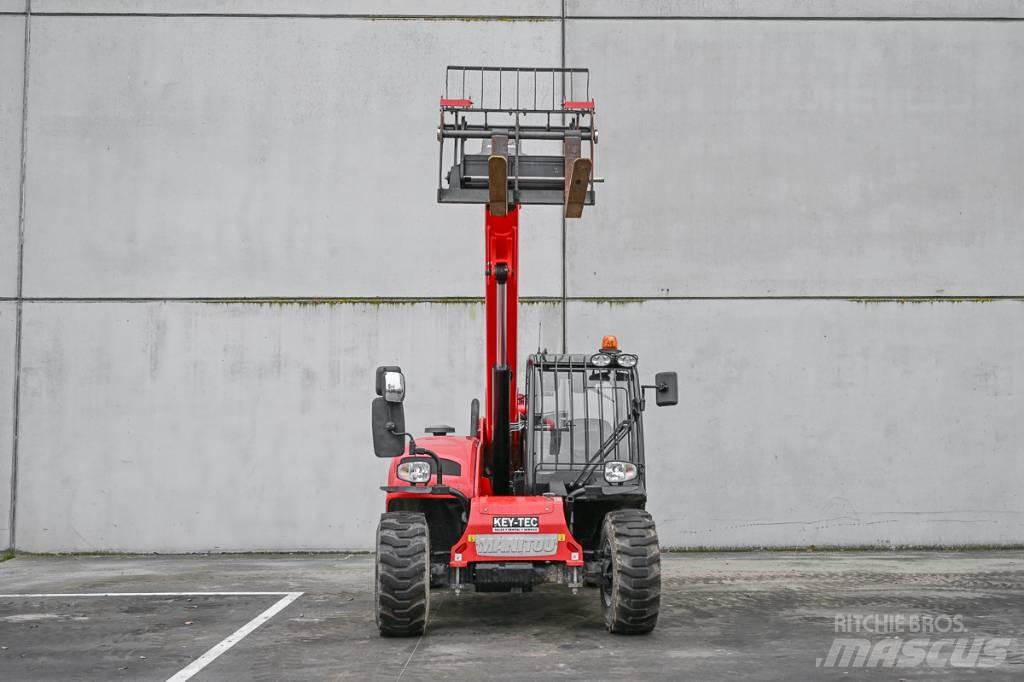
xmin=0 ymin=10 xmax=25 ymax=548
xmin=15 ymin=301 xmax=565 ymax=551
xmin=3 ymin=1 xmax=1022 ymax=551
xmin=0 ymin=13 xmax=24 ymax=298
xmin=0 ymin=303 xmax=15 ymax=545
xmin=566 ymin=18 xmax=1024 ymax=297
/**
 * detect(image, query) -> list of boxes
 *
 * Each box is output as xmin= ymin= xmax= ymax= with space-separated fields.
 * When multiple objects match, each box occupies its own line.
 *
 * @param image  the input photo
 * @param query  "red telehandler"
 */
xmin=370 ymin=67 xmax=678 ymax=635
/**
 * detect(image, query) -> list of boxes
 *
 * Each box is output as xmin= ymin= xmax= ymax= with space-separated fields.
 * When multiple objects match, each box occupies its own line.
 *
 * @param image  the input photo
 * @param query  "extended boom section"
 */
xmin=485 ymin=204 xmax=519 ymax=495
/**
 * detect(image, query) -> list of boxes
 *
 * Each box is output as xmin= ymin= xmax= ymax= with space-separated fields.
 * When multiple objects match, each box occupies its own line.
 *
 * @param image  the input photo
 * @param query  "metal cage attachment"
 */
xmin=437 ymin=66 xmax=598 ymax=216
xmin=526 ymin=354 xmax=643 ymax=491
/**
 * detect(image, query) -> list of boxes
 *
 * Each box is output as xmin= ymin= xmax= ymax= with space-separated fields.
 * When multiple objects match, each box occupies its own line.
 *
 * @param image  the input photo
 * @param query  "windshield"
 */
xmin=528 ymin=364 xmax=642 ymax=475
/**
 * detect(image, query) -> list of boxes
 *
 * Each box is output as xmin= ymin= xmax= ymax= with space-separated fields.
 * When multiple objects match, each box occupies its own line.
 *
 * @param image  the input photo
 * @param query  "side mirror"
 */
xmin=372 ymin=397 xmax=407 ymax=458
xmin=654 ymin=371 xmax=678 ymax=407
xmin=375 ymin=365 xmax=406 ymax=404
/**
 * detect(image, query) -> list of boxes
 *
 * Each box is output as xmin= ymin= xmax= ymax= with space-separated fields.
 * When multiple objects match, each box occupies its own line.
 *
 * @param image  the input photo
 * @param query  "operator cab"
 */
xmin=518 ymin=337 xmax=676 ymax=501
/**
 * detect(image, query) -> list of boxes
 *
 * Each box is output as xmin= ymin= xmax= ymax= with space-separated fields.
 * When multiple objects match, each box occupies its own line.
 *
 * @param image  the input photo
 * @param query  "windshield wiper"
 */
xmin=569 ymin=416 xmax=634 ymax=488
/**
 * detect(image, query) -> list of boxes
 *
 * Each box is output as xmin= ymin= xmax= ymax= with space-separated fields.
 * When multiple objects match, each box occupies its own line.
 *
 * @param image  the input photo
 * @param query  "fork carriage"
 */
xmin=436 ymin=66 xmax=597 ymax=212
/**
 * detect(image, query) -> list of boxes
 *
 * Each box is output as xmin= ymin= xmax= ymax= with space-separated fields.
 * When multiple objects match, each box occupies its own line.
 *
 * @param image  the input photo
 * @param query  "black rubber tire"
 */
xmin=599 ymin=509 xmax=661 ymax=634
xmin=375 ymin=511 xmax=430 ymax=637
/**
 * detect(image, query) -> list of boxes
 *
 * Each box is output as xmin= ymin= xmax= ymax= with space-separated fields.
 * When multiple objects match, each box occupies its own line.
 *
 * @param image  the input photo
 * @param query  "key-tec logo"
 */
xmin=491 ymin=516 xmax=540 ymax=533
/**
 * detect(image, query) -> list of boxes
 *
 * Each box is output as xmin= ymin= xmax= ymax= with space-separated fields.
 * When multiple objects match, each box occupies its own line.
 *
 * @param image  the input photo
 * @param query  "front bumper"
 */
xmin=449 ymin=495 xmax=584 ymax=569
xmin=446 ymin=495 xmax=584 ymax=593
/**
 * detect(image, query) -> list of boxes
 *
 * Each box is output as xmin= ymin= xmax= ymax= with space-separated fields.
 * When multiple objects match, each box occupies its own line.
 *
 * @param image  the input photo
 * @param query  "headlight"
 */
xmin=604 ymin=461 xmax=638 ymax=484
xmin=616 ymin=353 xmax=638 ymax=368
xmin=590 ymin=353 xmax=612 ymax=367
xmin=397 ymin=460 xmax=432 ymax=483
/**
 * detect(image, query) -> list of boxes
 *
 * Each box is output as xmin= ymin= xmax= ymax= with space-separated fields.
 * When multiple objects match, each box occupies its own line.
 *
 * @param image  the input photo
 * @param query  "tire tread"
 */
xmin=375 ymin=511 xmax=430 ymax=637
xmin=601 ymin=509 xmax=661 ymax=634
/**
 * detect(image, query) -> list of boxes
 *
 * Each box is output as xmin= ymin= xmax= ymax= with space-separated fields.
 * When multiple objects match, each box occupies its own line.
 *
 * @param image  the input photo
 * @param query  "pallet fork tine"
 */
xmin=488 ymin=154 xmax=509 ymax=216
xmin=565 ymin=157 xmax=592 ymax=219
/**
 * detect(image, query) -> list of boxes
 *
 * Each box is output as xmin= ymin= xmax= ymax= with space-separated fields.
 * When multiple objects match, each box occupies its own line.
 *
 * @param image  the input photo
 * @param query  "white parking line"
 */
xmin=0 ymin=592 xmax=297 ymax=598
xmin=166 ymin=592 xmax=303 ymax=681
xmin=0 ymin=591 xmax=305 ymax=681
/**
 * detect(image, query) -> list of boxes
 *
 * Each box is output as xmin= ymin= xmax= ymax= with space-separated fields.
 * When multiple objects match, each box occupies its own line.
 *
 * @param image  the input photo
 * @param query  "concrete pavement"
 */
xmin=1 ymin=551 xmax=1022 ymax=680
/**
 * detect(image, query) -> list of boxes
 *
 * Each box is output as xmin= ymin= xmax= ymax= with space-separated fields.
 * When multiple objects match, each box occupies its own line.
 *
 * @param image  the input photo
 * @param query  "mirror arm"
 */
xmin=640 ymin=383 xmax=662 ymax=410
xmin=641 ymin=382 xmax=671 ymax=405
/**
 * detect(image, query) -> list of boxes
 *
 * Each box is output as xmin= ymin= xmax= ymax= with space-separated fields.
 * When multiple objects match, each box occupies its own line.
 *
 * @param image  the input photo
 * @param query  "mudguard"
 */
xmin=384 ymin=435 xmax=485 ymax=508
